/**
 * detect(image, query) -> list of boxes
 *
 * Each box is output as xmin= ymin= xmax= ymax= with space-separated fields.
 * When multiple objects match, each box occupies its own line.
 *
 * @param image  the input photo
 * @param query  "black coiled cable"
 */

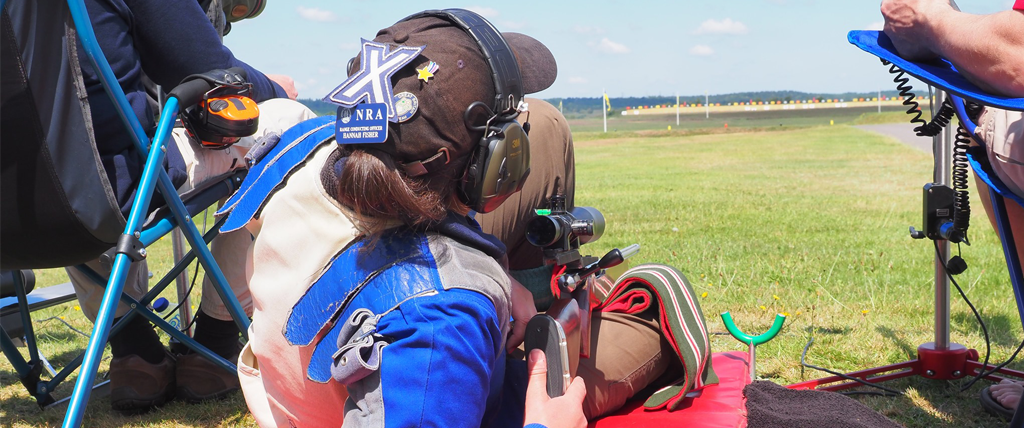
xmin=915 ymin=100 xmax=954 ymax=137
xmin=882 ymin=59 xmax=927 ymax=129
xmin=883 ymin=59 xmax=975 ymax=243
xmin=951 ymin=123 xmax=971 ymax=242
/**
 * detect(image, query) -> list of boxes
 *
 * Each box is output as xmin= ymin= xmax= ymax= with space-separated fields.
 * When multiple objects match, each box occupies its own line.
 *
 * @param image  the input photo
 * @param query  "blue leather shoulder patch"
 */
xmin=848 ymin=31 xmax=1024 ymax=111
xmin=218 ymin=116 xmax=337 ymax=232
xmin=285 ymin=230 xmax=444 ymax=383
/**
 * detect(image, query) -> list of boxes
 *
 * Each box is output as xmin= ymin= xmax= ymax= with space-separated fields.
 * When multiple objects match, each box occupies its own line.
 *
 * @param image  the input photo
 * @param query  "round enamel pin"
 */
xmin=394 ymin=92 xmax=419 ymax=123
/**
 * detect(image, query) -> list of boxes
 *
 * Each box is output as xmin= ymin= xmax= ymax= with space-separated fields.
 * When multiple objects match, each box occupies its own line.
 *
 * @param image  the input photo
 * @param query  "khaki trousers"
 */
xmin=69 ymin=99 xmax=316 ymax=322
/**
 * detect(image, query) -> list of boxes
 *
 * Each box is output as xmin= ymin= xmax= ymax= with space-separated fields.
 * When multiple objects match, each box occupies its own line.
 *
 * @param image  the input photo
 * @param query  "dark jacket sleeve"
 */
xmin=124 ymin=0 xmax=287 ymax=102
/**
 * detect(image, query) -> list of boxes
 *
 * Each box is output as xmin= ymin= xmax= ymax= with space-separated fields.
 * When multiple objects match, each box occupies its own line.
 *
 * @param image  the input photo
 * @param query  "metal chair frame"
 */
xmin=0 ymin=0 xmax=251 ymax=426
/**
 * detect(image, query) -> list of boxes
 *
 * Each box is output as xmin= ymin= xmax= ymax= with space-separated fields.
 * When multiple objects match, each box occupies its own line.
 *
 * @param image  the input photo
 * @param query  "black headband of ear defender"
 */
xmin=398 ymin=8 xmax=525 ymax=114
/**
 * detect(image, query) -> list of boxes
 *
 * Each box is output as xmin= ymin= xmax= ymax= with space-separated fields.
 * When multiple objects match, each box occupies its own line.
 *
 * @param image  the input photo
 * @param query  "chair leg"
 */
xmin=1 ymin=326 xmax=56 ymax=406
xmin=62 ymin=82 xmax=179 ymax=428
xmin=171 ymin=228 xmax=195 ymax=337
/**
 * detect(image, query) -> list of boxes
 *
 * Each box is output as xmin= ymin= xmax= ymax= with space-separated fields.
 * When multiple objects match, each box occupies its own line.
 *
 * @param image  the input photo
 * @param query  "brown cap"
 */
xmin=349 ymin=11 xmax=556 ymax=176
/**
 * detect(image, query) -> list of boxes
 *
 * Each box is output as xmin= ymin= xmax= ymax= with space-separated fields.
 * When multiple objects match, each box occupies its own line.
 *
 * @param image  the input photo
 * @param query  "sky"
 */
xmin=223 ymin=0 xmax=1014 ymax=100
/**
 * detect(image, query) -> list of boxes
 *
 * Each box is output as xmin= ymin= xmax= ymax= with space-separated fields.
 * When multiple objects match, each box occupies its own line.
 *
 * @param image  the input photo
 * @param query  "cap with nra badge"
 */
xmin=323 ymin=10 xmax=557 ymax=177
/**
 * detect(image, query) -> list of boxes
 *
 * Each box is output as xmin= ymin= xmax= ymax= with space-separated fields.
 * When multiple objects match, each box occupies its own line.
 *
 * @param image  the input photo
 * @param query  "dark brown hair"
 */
xmin=333 ymin=148 xmax=468 ymax=234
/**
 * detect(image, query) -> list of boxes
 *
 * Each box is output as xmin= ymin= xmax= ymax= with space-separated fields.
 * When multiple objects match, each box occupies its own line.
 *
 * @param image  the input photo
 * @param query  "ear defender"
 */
xmin=462 ymin=120 xmax=531 ymax=213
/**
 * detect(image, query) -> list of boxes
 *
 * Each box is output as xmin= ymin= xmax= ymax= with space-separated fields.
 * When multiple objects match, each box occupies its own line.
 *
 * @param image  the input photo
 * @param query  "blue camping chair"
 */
xmin=849 ymin=30 xmax=1024 ymax=426
xmin=0 ymin=0 xmax=251 ymax=426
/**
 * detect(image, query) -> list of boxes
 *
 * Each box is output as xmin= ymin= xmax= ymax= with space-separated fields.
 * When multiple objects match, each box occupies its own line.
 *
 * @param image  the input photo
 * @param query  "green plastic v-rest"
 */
xmin=720 ymin=311 xmax=786 ymax=346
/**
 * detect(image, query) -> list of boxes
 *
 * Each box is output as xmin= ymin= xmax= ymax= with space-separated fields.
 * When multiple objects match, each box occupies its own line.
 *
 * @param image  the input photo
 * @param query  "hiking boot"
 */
xmin=175 ymin=353 xmax=240 ymax=403
xmin=109 ymin=353 xmax=176 ymax=414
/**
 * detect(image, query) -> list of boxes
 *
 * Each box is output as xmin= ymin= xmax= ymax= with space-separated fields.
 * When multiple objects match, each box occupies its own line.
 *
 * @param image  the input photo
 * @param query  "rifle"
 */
xmin=522 ymin=190 xmax=640 ymax=398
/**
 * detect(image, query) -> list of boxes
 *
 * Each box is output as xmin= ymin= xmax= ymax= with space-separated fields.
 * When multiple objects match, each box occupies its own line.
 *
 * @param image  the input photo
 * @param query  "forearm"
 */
xmin=930 ymin=10 xmax=1024 ymax=97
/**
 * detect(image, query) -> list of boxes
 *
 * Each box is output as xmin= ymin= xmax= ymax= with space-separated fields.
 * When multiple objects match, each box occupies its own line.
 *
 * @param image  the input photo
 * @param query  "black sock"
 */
xmin=191 ymin=310 xmax=241 ymax=360
xmin=108 ymin=316 xmax=166 ymax=364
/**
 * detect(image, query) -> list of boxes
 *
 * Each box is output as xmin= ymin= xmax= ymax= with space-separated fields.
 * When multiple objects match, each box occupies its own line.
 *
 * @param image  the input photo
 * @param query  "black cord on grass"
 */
xmin=162 ymin=260 xmax=201 ymax=326
xmin=162 ymin=209 xmax=209 ymax=333
xmin=800 ymin=336 xmax=904 ymax=397
xmin=965 ymin=339 xmax=1024 ymax=390
xmin=937 ymin=240 xmax=1024 ymax=389
xmin=37 ymin=316 xmax=90 ymax=338
xmin=932 ymin=241 xmax=995 ymax=392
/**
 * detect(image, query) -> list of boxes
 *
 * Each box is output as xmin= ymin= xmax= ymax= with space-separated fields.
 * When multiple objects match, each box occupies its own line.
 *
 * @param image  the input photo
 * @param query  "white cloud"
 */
xmin=591 ymin=38 xmax=630 ymax=54
xmin=573 ymin=25 xmax=605 ymax=35
xmin=866 ymin=21 xmax=884 ymax=31
xmin=568 ymin=77 xmax=588 ymax=84
xmin=465 ymin=6 xmax=499 ymax=18
xmin=689 ymin=45 xmax=715 ymax=56
xmin=693 ymin=18 xmax=749 ymax=35
xmin=297 ymin=6 xmax=337 ymax=22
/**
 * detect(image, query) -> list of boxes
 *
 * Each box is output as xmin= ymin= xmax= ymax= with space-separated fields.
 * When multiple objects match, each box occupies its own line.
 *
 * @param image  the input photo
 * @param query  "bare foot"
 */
xmin=990 ymin=379 xmax=1023 ymax=411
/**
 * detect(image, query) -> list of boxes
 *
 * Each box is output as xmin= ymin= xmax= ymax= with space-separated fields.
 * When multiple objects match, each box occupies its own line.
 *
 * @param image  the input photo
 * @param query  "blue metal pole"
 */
xmin=949 ymin=95 xmax=977 ymax=135
xmin=62 ymin=103 xmax=179 ymax=428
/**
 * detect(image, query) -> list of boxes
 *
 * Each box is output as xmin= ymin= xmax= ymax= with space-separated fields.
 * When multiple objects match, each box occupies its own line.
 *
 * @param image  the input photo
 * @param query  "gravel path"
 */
xmin=855 ymin=123 xmax=934 ymax=153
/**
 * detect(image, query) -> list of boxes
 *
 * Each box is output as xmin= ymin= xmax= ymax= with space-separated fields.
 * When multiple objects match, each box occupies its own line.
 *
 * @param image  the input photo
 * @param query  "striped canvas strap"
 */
xmin=594 ymin=263 xmax=718 ymax=411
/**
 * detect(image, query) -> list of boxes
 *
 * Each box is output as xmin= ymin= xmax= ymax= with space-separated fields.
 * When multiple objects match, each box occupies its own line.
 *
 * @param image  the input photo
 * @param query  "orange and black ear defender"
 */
xmin=397 ymin=8 xmax=532 ymax=214
xmin=177 ymin=69 xmax=260 ymax=150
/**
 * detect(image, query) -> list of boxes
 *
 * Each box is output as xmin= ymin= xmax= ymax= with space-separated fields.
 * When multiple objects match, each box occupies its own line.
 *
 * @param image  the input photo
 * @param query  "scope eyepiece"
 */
xmin=526 ymin=206 xmax=605 ymax=248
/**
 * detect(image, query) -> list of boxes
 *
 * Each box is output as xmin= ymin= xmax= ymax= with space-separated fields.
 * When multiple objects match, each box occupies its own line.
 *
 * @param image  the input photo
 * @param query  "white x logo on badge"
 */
xmin=324 ymin=39 xmax=424 ymax=122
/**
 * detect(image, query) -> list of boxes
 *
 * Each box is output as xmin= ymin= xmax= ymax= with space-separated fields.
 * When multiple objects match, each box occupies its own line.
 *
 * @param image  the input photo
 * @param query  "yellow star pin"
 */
xmin=417 ymin=67 xmax=434 ymax=83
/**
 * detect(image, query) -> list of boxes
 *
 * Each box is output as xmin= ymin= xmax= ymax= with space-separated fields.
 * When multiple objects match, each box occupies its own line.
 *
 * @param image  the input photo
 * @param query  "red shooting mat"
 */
xmin=590 ymin=351 xmax=751 ymax=428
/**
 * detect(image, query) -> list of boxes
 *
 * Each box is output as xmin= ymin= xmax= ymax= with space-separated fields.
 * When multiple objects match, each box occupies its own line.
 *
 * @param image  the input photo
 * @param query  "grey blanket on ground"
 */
xmin=744 ymin=381 xmax=901 ymax=428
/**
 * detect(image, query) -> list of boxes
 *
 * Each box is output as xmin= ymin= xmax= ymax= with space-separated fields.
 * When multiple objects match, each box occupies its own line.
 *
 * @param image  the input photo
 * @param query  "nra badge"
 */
xmin=335 ymin=103 xmax=388 ymax=144
xmin=394 ymin=92 xmax=419 ymax=123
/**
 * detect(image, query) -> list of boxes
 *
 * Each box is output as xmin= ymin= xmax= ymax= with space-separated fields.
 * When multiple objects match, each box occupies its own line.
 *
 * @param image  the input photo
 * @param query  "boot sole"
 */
xmin=110 ymin=386 xmax=175 ymax=415
xmin=176 ymin=385 xmax=239 ymax=404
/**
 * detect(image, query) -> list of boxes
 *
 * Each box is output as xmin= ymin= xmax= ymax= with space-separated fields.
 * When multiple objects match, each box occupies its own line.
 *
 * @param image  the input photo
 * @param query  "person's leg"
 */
xmin=173 ymin=97 xmax=315 ymax=341
xmin=576 ymin=310 xmax=681 ymax=420
xmin=173 ymin=98 xmax=315 ymax=401
xmin=973 ymin=108 xmax=1024 ymax=419
xmin=973 ymin=178 xmax=1024 ymax=273
xmin=67 ymin=258 xmax=175 ymax=412
xmin=185 ymin=98 xmax=315 ymax=350
xmin=175 ymin=228 xmax=253 ymax=403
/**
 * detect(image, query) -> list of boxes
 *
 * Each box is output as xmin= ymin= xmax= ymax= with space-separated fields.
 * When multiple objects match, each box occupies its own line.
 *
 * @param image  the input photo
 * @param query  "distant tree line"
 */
xmin=298 ymin=90 xmax=908 ymax=119
xmin=546 ymin=90 xmax=907 ymax=118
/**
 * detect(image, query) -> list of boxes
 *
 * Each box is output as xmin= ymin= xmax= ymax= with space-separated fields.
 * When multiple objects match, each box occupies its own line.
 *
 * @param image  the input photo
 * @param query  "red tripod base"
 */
xmin=788 ymin=342 xmax=1024 ymax=391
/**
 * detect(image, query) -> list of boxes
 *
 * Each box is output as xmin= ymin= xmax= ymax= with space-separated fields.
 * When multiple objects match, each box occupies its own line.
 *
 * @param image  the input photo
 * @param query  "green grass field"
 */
xmin=3 ymin=116 xmax=1019 ymax=427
